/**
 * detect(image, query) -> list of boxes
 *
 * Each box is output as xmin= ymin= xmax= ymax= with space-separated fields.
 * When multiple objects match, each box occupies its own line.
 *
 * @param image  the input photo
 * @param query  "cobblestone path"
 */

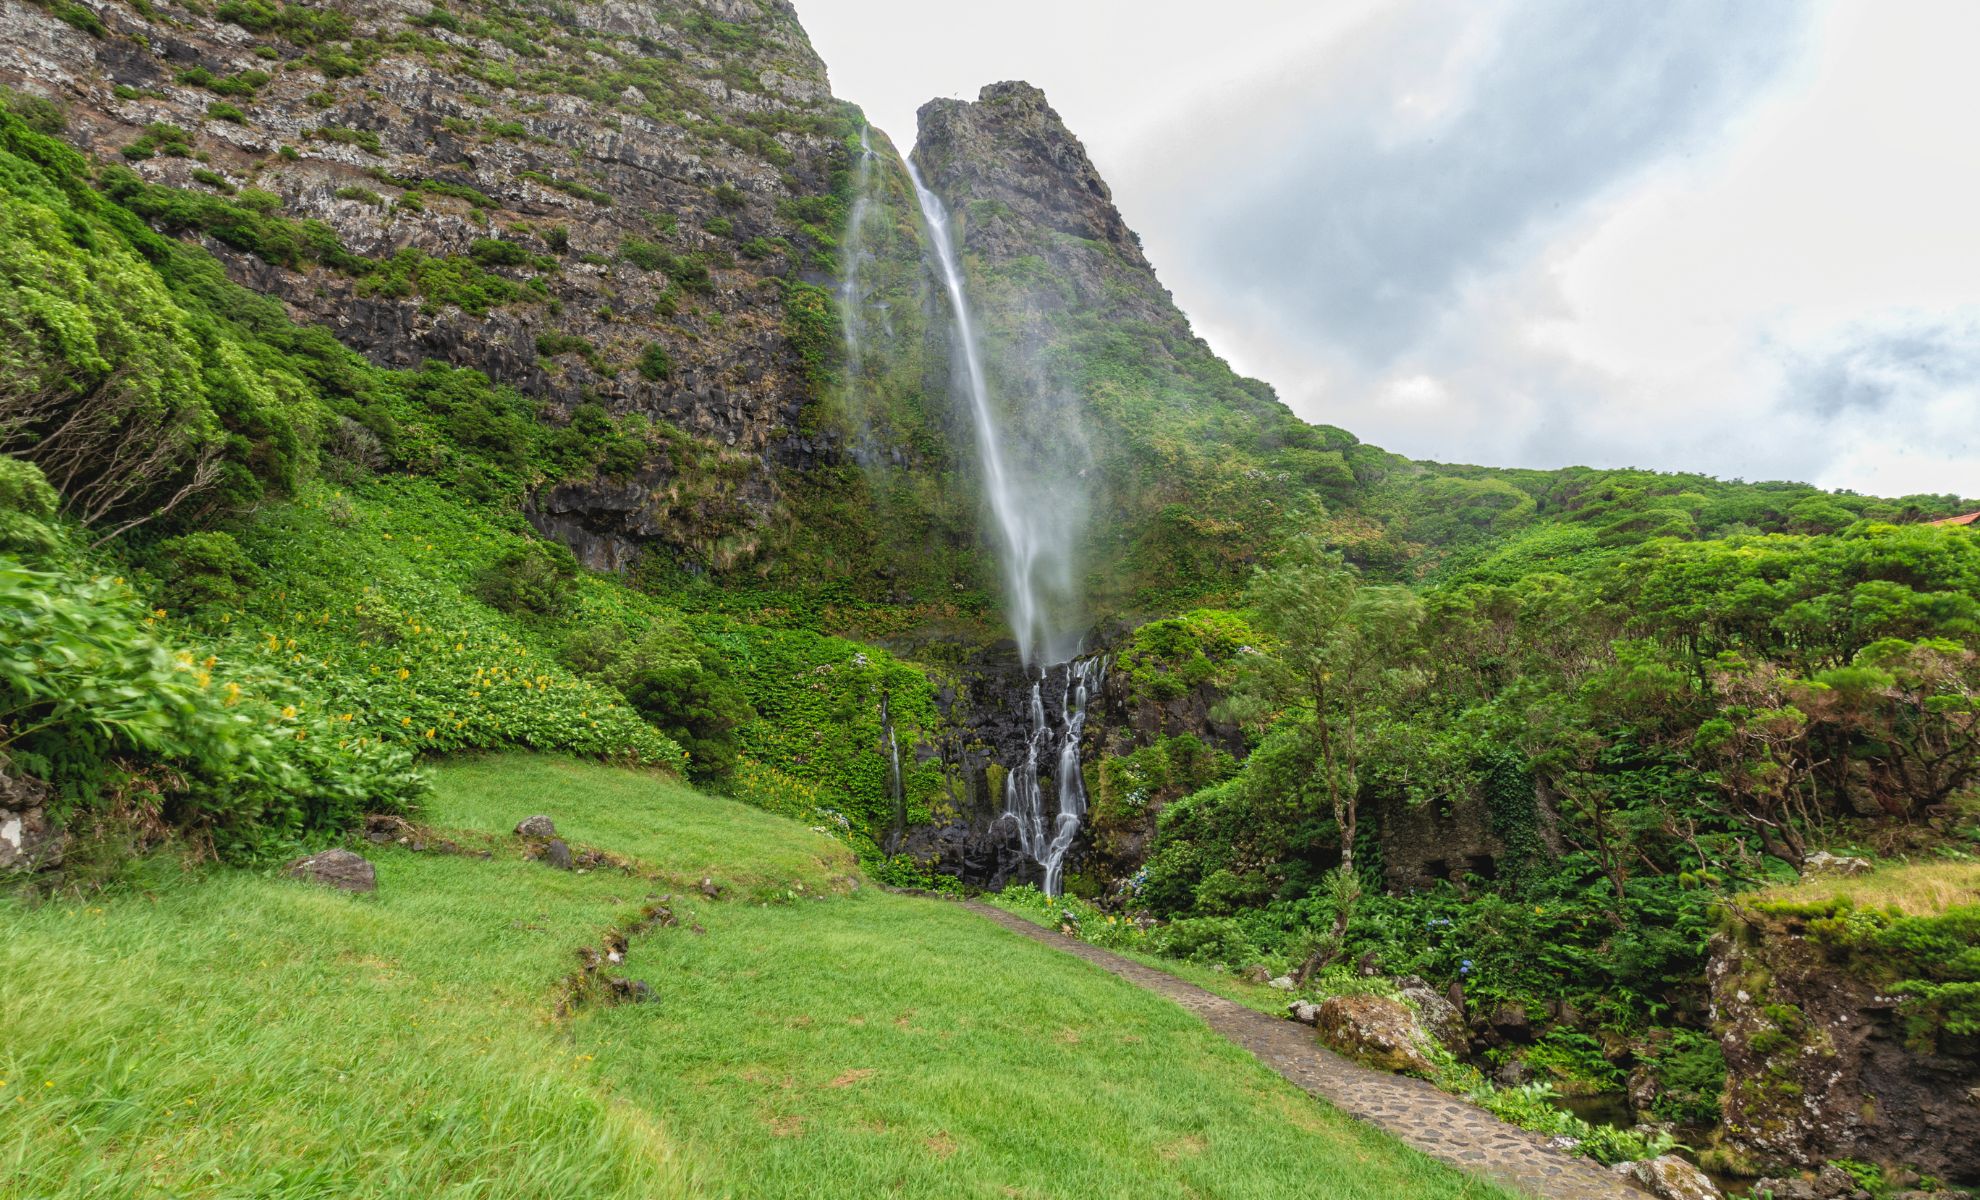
xmin=961 ymin=901 xmax=1644 ymax=1200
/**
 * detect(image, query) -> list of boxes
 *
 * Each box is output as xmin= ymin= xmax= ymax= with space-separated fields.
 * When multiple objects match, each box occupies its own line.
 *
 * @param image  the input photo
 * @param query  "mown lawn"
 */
xmin=1 ymin=755 xmax=1520 ymax=1199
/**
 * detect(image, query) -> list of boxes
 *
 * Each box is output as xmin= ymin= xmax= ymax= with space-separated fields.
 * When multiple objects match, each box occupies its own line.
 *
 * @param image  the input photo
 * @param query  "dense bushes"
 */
xmin=1 ymin=463 xmax=422 ymax=859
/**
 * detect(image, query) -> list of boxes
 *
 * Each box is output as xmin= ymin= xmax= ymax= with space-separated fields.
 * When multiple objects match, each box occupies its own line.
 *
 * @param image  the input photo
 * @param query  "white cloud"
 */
xmin=796 ymin=0 xmax=1980 ymax=498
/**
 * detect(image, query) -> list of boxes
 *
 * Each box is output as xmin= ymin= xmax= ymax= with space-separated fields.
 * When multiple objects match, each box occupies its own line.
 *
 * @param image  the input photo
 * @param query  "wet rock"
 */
xmin=1494 ymin=1056 xmax=1536 ymax=1087
xmin=1287 ymin=999 xmax=1323 ymax=1026
xmin=1399 ymin=984 xmax=1467 ymax=1054
xmin=1486 ymin=1001 xmax=1533 ymax=1042
xmin=1313 ymin=994 xmax=1438 ymax=1076
xmin=0 ymin=768 xmax=62 ymax=872
xmin=1631 ymin=1155 xmax=1722 ymax=1200
xmin=1749 ymin=1166 xmax=1872 ymax=1200
xmin=1800 ymin=851 xmax=1872 ymax=878
xmin=542 ymin=839 xmax=574 ymax=871
xmin=285 ymin=849 xmax=376 ymax=892
xmin=515 ymin=815 xmax=557 ymax=839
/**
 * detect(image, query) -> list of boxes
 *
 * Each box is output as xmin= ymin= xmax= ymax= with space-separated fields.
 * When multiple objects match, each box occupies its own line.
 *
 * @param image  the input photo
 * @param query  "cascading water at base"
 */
xmin=999 ymin=656 xmax=1105 ymax=896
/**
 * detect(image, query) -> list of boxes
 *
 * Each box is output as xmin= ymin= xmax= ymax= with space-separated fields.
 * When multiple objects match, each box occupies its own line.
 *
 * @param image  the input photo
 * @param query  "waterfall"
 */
xmin=840 ymin=129 xmax=875 ymax=407
xmin=1000 ymin=656 xmax=1105 ymax=896
xmin=906 ymin=159 xmax=1058 ymax=668
xmin=906 ymin=155 xmax=1097 ymax=896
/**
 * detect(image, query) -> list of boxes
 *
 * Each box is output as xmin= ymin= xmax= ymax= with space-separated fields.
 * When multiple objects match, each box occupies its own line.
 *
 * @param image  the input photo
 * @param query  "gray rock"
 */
xmin=543 ymin=839 xmax=574 ymax=870
xmin=285 ymin=849 xmax=376 ymax=892
xmin=1749 ymin=1166 xmax=1870 ymax=1200
xmin=515 ymin=815 xmax=557 ymax=839
xmin=1486 ymin=1001 xmax=1532 ymax=1041
xmin=1287 ymin=999 xmax=1323 ymax=1025
xmin=0 ymin=768 xmax=62 ymax=872
xmin=1631 ymin=1155 xmax=1722 ymax=1200
xmin=1494 ymin=1056 xmax=1536 ymax=1087
xmin=1239 ymin=964 xmax=1273 ymax=985
xmin=1313 ymin=994 xmax=1438 ymax=1076
xmin=1266 ymin=975 xmax=1296 ymax=991
xmin=1399 ymin=985 xmax=1468 ymax=1053
xmin=1801 ymin=851 xmax=1872 ymax=878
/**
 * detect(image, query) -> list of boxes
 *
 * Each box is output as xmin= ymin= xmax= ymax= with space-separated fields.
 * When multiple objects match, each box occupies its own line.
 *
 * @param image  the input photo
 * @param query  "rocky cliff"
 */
xmin=1711 ymin=901 xmax=1980 ymax=1185
xmin=909 ymin=82 xmax=1393 ymax=612
xmin=0 ymin=0 xmax=864 ymax=575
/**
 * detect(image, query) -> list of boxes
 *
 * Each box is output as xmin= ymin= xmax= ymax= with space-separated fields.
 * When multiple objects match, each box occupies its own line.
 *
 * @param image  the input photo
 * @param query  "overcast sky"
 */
xmin=797 ymin=0 xmax=1980 ymax=498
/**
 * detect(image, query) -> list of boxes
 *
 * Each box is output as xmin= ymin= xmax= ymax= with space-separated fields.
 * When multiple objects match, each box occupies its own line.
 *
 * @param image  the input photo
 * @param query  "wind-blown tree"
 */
xmin=1227 ymin=536 xmax=1424 ymax=981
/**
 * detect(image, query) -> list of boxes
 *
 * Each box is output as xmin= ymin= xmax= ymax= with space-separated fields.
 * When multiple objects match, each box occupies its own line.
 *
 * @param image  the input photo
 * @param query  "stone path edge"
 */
xmin=953 ymin=898 xmax=1647 ymax=1200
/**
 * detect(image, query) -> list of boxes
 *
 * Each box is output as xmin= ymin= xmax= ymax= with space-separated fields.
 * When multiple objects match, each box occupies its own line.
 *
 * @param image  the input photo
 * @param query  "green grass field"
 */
xmin=1 ymin=756 xmax=1519 ymax=1199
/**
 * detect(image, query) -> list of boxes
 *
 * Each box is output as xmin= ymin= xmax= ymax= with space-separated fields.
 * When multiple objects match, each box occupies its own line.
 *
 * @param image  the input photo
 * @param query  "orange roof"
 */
xmin=1929 ymin=511 xmax=1980 ymax=527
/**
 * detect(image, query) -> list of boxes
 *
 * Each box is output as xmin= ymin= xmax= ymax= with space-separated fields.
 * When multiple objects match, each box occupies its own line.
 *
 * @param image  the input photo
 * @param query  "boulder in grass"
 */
xmin=515 ymin=815 xmax=557 ymax=839
xmin=285 ymin=848 xmax=376 ymax=892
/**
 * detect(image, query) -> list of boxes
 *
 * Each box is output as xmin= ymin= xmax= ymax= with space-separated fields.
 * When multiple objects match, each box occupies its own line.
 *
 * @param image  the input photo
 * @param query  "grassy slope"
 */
xmin=2 ymin=756 xmax=1517 ymax=1199
xmin=1754 ymin=860 xmax=1980 ymax=918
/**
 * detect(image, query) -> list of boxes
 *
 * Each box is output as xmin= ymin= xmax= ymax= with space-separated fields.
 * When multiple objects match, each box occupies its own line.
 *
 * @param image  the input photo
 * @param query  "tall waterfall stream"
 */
xmin=900 ymin=151 xmax=1098 ymax=895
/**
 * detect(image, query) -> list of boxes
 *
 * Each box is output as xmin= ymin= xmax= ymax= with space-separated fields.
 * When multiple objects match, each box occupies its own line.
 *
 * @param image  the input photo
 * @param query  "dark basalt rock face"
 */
xmin=911 ymin=81 xmax=1205 ymax=349
xmin=0 ymin=0 xmax=841 ymax=573
xmin=899 ymin=643 xmax=1103 ymax=891
xmin=1712 ymin=907 xmax=1980 ymax=1185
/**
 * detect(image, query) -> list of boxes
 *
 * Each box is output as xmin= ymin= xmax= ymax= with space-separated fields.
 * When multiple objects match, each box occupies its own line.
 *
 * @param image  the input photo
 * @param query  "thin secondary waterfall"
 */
xmin=907 ymin=155 xmax=1097 ymax=896
xmin=838 ymin=128 xmax=877 ymax=421
xmin=905 ymin=159 xmax=1053 ymax=668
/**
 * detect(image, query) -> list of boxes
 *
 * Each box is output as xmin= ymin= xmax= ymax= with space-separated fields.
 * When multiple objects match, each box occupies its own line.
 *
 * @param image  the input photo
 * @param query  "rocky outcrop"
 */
xmin=0 ymin=0 xmax=849 ymax=574
xmin=1711 ymin=905 xmax=1980 ymax=1184
xmin=1631 ymin=1155 xmax=1723 ymax=1200
xmin=1312 ymin=994 xmax=1439 ymax=1076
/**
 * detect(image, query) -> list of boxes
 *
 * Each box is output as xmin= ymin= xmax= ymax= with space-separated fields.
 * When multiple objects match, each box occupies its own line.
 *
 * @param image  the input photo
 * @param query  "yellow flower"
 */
xmin=396 ymin=668 xmax=410 ymax=680
xmin=400 ymin=716 xmax=412 ymax=727
xmin=152 ymin=608 xmax=166 ymax=619
xmin=424 ymin=728 xmax=435 ymax=739
xmin=281 ymin=705 xmax=298 ymax=720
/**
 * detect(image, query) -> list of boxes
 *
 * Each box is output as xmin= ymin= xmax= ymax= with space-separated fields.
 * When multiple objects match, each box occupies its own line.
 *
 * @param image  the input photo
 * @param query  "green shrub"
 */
xmin=636 ymin=343 xmax=671 ymax=381
xmin=563 ymin=624 xmax=753 ymax=781
xmin=205 ymin=102 xmax=247 ymax=125
xmin=469 ymin=237 xmax=530 ymax=267
xmin=475 ymin=542 xmax=579 ymax=620
xmin=151 ymin=531 xmax=260 ymax=613
xmin=0 ymin=552 xmax=423 ymax=859
xmin=310 ymin=125 xmax=383 ymax=155
xmin=190 ymin=167 xmax=235 ymax=192
xmin=53 ymin=2 xmax=105 ymax=37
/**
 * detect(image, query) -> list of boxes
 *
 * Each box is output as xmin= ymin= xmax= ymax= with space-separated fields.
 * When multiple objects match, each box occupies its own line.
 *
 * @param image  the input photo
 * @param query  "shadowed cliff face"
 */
xmin=0 ymin=0 xmax=850 ymax=573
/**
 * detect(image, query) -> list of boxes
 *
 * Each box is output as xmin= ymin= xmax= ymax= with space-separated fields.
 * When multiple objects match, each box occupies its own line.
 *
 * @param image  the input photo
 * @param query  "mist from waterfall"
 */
xmin=904 ymin=159 xmax=1084 ymax=669
xmin=838 ymin=127 xmax=881 ymax=461
xmin=903 ymin=154 xmax=1098 ymax=895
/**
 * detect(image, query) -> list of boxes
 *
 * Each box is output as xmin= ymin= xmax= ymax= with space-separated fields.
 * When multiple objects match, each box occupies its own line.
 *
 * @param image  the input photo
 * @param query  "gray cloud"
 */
xmin=1786 ymin=316 xmax=1980 ymax=419
xmin=1173 ymin=0 xmax=1812 ymax=366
